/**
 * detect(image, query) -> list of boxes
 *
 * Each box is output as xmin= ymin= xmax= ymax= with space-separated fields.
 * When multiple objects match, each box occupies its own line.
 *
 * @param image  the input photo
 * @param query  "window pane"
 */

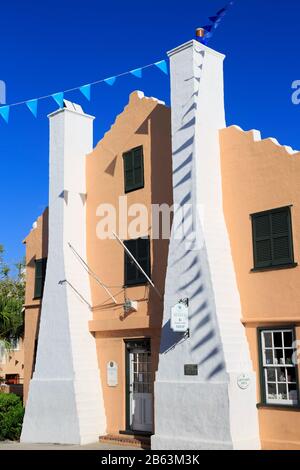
xmin=273 ymin=332 xmax=282 ymax=348
xmin=274 ymin=349 xmax=284 ymax=365
xmin=288 ymin=385 xmax=298 ymax=402
xmin=267 ymin=383 xmax=277 ymax=401
xmin=267 ymin=369 xmax=276 ymax=382
xmin=265 ymin=349 xmax=273 ymax=365
xmin=284 ymin=331 xmax=293 ymax=347
xmin=278 ymin=383 xmax=288 ymax=400
xmin=287 ymin=368 xmax=296 ymax=383
xmin=276 ymin=368 xmax=286 ymax=383
xmin=263 ymin=332 xmax=272 ymax=347
xmin=284 ymin=349 xmax=294 ymax=365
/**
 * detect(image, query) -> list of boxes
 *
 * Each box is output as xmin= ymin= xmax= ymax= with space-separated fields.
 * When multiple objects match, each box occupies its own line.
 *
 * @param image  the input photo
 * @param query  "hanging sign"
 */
xmin=107 ymin=361 xmax=118 ymax=387
xmin=171 ymin=302 xmax=189 ymax=332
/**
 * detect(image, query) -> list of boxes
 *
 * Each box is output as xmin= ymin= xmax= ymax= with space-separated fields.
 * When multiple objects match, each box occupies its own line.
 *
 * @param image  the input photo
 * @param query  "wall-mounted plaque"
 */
xmin=237 ymin=373 xmax=250 ymax=390
xmin=171 ymin=303 xmax=189 ymax=332
xmin=184 ymin=364 xmax=198 ymax=376
xmin=107 ymin=361 xmax=118 ymax=387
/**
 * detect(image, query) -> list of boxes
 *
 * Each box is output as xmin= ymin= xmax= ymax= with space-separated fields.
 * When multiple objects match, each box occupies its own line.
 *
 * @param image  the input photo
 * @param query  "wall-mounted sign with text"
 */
xmin=171 ymin=302 xmax=189 ymax=333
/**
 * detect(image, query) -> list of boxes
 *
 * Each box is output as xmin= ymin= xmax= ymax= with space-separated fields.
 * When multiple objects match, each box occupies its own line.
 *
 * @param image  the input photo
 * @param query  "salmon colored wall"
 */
xmin=0 ymin=338 xmax=24 ymax=384
xmin=220 ymin=126 xmax=300 ymax=449
xmin=86 ymin=91 xmax=172 ymax=435
xmin=23 ymin=208 xmax=48 ymax=404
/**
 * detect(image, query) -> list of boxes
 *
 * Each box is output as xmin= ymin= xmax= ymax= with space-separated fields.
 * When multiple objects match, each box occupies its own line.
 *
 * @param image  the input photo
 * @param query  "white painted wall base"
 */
xmin=21 ymin=104 xmax=106 ymax=444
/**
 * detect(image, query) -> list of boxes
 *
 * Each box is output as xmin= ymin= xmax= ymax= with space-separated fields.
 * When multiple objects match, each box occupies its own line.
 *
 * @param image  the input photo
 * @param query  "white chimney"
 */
xmin=152 ymin=39 xmax=260 ymax=450
xmin=21 ymin=101 xmax=106 ymax=444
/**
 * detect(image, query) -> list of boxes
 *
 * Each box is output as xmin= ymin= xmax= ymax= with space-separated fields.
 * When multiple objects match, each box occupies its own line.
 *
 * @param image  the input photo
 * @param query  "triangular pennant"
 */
xmin=216 ymin=6 xmax=227 ymax=15
xmin=209 ymin=16 xmax=219 ymax=22
xmin=0 ymin=105 xmax=9 ymax=123
xmin=104 ymin=77 xmax=116 ymax=86
xmin=52 ymin=92 xmax=64 ymax=108
xmin=204 ymin=32 xmax=213 ymax=39
xmin=26 ymin=99 xmax=38 ymax=118
xmin=154 ymin=60 xmax=168 ymax=75
xmin=203 ymin=25 xmax=213 ymax=32
xmin=79 ymin=84 xmax=91 ymax=101
xmin=130 ymin=68 xmax=142 ymax=78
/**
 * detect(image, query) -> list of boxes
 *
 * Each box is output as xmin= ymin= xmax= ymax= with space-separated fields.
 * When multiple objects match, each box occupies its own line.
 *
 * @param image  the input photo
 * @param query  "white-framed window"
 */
xmin=10 ymin=337 xmax=20 ymax=351
xmin=260 ymin=328 xmax=299 ymax=406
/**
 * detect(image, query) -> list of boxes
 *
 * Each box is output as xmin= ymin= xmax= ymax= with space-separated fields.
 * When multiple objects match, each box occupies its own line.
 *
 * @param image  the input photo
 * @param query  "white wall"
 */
xmin=152 ymin=40 xmax=260 ymax=450
xmin=21 ymin=105 xmax=106 ymax=444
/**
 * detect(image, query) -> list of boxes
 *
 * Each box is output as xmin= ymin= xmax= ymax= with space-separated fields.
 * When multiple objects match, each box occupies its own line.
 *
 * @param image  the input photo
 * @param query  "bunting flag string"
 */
xmin=0 ymin=58 xmax=169 ymax=124
xmin=198 ymin=1 xmax=235 ymax=45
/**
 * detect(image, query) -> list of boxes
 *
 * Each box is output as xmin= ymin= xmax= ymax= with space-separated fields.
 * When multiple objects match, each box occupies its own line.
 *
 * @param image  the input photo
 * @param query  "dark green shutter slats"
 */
xmin=124 ymin=238 xmax=150 ymax=286
xmin=34 ymin=258 xmax=47 ymax=299
xmin=252 ymin=207 xmax=294 ymax=269
xmin=123 ymin=146 xmax=144 ymax=193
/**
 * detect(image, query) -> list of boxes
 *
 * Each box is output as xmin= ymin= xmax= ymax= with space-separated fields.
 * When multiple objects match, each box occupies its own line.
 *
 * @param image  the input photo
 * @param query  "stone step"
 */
xmin=99 ymin=433 xmax=151 ymax=449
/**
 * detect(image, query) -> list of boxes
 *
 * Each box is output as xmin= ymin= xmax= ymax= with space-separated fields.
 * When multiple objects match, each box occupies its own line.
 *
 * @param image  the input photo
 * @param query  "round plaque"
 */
xmin=237 ymin=373 xmax=250 ymax=390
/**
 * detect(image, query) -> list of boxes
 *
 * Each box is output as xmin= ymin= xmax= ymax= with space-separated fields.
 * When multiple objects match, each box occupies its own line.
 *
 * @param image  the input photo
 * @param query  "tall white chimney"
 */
xmin=152 ymin=40 xmax=260 ymax=450
xmin=21 ymin=101 xmax=106 ymax=444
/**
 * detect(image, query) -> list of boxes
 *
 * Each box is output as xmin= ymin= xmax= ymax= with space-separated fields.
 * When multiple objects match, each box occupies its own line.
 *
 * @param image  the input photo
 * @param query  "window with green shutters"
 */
xmin=124 ymin=238 xmax=150 ymax=286
xmin=251 ymin=207 xmax=295 ymax=270
xmin=123 ymin=146 xmax=144 ymax=193
xmin=34 ymin=258 xmax=47 ymax=299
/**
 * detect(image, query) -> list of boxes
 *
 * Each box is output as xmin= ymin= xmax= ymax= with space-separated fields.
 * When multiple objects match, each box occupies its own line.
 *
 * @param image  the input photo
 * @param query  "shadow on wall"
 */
xmin=156 ymin=47 xmax=226 ymax=381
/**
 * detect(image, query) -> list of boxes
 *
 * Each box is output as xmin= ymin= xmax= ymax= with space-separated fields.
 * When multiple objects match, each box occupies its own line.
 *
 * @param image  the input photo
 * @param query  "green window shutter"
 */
xmin=34 ymin=258 xmax=47 ymax=299
xmin=271 ymin=209 xmax=293 ymax=265
xmin=124 ymin=238 xmax=150 ymax=286
xmin=123 ymin=146 xmax=144 ymax=193
xmin=252 ymin=207 xmax=294 ymax=270
xmin=252 ymin=213 xmax=272 ymax=268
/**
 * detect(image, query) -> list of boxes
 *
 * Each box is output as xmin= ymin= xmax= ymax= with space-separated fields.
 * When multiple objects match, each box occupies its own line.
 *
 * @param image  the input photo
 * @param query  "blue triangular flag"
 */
xmin=216 ymin=7 xmax=227 ymax=16
xmin=130 ymin=68 xmax=142 ymax=78
xmin=204 ymin=32 xmax=213 ymax=39
xmin=104 ymin=77 xmax=116 ymax=86
xmin=0 ymin=105 xmax=9 ymax=123
xmin=154 ymin=60 xmax=168 ymax=75
xmin=26 ymin=99 xmax=38 ymax=117
xmin=203 ymin=25 xmax=213 ymax=32
xmin=209 ymin=16 xmax=219 ymax=22
xmin=79 ymin=84 xmax=91 ymax=101
xmin=52 ymin=92 xmax=64 ymax=108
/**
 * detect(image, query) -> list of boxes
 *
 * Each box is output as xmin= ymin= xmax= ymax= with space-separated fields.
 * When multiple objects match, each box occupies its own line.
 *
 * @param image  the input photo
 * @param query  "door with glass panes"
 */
xmin=126 ymin=340 xmax=153 ymax=433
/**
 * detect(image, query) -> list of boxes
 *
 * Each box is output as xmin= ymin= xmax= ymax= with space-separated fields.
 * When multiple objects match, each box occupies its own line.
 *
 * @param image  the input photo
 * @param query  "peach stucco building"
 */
xmin=21 ymin=36 xmax=300 ymax=450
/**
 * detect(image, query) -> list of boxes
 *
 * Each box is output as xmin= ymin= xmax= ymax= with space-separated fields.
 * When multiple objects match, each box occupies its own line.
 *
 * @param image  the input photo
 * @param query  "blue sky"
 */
xmin=0 ymin=0 xmax=299 ymax=268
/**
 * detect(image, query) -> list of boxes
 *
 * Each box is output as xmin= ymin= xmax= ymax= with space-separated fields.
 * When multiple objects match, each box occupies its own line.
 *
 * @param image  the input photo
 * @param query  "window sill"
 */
xmin=124 ymin=185 xmax=144 ymax=194
xmin=251 ymin=262 xmax=298 ymax=273
xmin=123 ymin=282 xmax=148 ymax=288
xmin=257 ymin=402 xmax=300 ymax=411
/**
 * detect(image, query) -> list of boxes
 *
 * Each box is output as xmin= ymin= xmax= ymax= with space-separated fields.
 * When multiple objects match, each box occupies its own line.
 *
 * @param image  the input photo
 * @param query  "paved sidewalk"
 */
xmin=0 ymin=440 xmax=139 ymax=450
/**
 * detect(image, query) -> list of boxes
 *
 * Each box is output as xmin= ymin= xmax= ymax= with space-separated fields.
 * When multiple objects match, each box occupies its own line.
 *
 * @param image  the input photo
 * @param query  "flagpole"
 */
xmin=112 ymin=232 xmax=162 ymax=299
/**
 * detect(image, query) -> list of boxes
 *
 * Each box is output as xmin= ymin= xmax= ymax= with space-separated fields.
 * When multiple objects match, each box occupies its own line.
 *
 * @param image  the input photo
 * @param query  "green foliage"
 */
xmin=0 ymin=393 xmax=24 ymax=441
xmin=0 ymin=245 xmax=25 ymax=342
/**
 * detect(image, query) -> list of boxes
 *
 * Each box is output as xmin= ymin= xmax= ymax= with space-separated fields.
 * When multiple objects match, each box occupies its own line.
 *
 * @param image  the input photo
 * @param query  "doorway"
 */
xmin=125 ymin=339 xmax=153 ymax=433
